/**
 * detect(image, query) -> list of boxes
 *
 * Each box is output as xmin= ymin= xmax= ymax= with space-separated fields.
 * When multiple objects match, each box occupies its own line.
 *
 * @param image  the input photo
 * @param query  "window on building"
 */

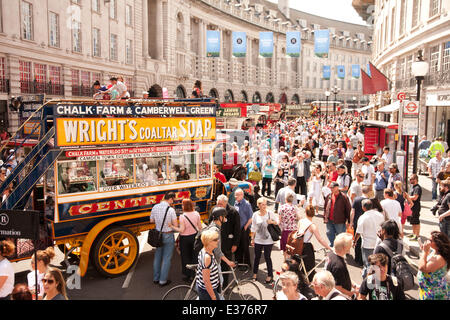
xmin=81 ymin=70 xmax=90 ymax=87
xmin=71 ymin=69 xmax=80 ymax=95
xmin=347 ymin=80 xmax=351 ymax=90
xmin=412 ymin=0 xmax=420 ymax=28
xmin=126 ymin=39 xmax=133 ymax=64
xmin=19 ymin=60 xmax=32 ymax=93
xmin=312 ymin=77 xmax=316 ymax=89
xmin=49 ymin=12 xmax=59 ymax=48
xmin=443 ymin=42 xmax=450 ymax=72
xmin=126 ymin=5 xmax=132 ymax=25
xmin=93 ymin=28 xmax=101 ymax=57
xmin=22 ymin=1 xmax=33 ymax=40
xmin=406 ymin=55 xmax=414 ymax=77
xmin=306 ymin=76 xmax=309 ymax=88
xmin=110 ymin=34 xmax=118 ymax=60
xmin=429 ymin=0 xmax=440 ymax=17
xmin=390 ymin=7 xmax=395 ymax=43
xmin=92 ymin=72 xmax=101 ymax=82
xmin=354 ymin=79 xmax=358 ymax=91
xmin=306 ymin=61 xmax=310 ymax=72
xmin=110 ymin=0 xmax=117 ymax=20
xmin=34 ymin=63 xmax=47 ymax=84
xmin=430 ymin=45 xmax=440 ymax=73
xmin=72 ymin=21 xmax=82 ymax=53
xmin=49 ymin=65 xmax=62 ymax=94
xmin=92 ymin=0 xmax=100 ymax=12
xmin=399 ymin=1 xmax=406 ymax=34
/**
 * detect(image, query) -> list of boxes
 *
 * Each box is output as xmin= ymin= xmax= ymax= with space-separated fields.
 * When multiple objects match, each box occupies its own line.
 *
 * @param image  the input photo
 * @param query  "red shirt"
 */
xmin=330 ymin=171 xmax=338 ymax=182
xmin=329 ymin=193 xmax=337 ymax=221
xmin=215 ymin=172 xmax=227 ymax=184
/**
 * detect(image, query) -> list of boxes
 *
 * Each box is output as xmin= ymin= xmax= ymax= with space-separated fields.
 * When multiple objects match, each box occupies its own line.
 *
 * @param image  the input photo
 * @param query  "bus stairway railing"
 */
xmin=1 ymin=147 xmax=62 ymax=210
xmin=0 ymin=126 xmax=55 ymax=196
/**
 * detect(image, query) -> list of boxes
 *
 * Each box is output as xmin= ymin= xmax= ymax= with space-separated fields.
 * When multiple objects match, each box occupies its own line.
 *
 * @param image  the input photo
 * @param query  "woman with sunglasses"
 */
xmin=0 ymin=240 xmax=15 ymax=300
xmin=418 ymin=231 xmax=450 ymax=300
xmin=28 ymin=247 xmax=55 ymax=299
xmin=42 ymin=268 xmax=68 ymax=300
xmin=196 ymin=229 xmax=221 ymax=300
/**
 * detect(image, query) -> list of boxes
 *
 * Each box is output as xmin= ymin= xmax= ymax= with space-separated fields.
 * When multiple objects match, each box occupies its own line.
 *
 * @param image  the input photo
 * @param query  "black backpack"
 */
xmin=193 ymin=224 xmax=219 ymax=259
xmin=379 ymin=241 xmax=415 ymax=291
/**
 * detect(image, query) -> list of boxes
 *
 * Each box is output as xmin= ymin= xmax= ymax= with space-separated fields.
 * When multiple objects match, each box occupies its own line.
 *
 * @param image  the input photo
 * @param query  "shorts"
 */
xmin=407 ymin=210 xmax=421 ymax=225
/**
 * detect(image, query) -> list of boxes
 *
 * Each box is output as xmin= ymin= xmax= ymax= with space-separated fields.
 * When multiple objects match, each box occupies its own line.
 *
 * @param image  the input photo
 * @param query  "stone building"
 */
xmin=0 ymin=0 xmax=371 ymax=132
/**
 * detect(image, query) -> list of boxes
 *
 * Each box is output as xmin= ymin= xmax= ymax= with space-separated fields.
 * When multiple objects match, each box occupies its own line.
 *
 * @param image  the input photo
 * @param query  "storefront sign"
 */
xmin=0 ymin=210 xmax=39 ymax=239
xmin=54 ymin=105 xmax=216 ymax=117
xmin=217 ymin=107 xmax=241 ymax=117
xmin=426 ymin=94 xmax=450 ymax=107
xmin=56 ymin=117 xmax=216 ymax=147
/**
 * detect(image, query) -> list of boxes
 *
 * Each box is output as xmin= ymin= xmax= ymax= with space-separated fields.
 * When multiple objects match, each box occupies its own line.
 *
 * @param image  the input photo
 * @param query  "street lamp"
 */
xmin=411 ymin=50 xmax=429 ymax=174
xmin=325 ymin=89 xmax=331 ymax=125
xmin=331 ymin=85 xmax=340 ymax=115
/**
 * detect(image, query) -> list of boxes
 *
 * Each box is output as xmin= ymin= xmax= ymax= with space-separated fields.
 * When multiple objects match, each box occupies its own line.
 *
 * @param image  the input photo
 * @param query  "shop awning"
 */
xmin=356 ymin=104 xmax=374 ymax=112
xmin=376 ymin=101 xmax=400 ymax=113
xmin=362 ymin=120 xmax=398 ymax=129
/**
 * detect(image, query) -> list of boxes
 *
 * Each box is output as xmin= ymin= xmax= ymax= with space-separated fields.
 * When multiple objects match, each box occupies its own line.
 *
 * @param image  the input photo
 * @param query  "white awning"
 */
xmin=356 ymin=104 xmax=374 ymax=112
xmin=376 ymin=101 xmax=400 ymax=113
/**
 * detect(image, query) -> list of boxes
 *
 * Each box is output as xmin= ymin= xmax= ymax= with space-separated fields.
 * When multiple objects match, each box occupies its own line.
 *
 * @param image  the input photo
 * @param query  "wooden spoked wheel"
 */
xmin=92 ymin=227 xmax=139 ymax=277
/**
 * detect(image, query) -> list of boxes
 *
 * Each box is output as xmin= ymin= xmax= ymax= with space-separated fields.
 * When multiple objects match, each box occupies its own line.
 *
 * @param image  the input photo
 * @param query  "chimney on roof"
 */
xmin=278 ymin=0 xmax=290 ymax=19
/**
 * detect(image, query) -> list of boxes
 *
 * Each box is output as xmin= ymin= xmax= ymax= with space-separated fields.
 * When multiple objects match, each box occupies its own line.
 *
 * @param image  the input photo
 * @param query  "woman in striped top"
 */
xmin=196 ymin=229 xmax=221 ymax=300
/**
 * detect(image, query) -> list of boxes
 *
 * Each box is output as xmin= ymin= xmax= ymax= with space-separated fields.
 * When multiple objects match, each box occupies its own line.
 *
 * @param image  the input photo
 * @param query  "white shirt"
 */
xmin=356 ymin=132 xmax=364 ymax=144
xmin=27 ymin=271 xmax=45 ymax=297
xmin=324 ymin=288 xmax=348 ymax=300
xmin=349 ymin=181 xmax=363 ymax=200
xmin=0 ymin=258 xmax=14 ymax=298
xmin=250 ymin=211 xmax=279 ymax=245
xmin=356 ymin=209 xmax=385 ymax=249
xmin=109 ymin=81 xmax=129 ymax=98
xmin=380 ymin=198 xmax=402 ymax=229
xmin=381 ymin=152 xmax=393 ymax=167
xmin=361 ymin=164 xmax=374 ymax=185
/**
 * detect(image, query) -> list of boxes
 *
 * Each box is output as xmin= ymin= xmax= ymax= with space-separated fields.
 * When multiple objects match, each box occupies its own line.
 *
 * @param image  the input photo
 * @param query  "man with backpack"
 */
xmin=358 ymin=253 xmax=406 ymax=300
xmin=374 ymin=220 xmax=415 ymax=291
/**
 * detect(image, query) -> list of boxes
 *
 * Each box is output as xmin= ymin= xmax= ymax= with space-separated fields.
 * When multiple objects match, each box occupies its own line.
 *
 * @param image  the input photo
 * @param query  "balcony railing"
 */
xmin=20 ymin=80 xmax=64 ymax=95
xmin=72 ymin=84 xmax=95 ymax=97
xmin=0 ymin=78 xmax=10 ymax=93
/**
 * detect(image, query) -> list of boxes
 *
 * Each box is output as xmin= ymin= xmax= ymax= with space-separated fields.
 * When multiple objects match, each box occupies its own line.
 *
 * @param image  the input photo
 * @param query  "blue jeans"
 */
xmin=361 ymin=247 xmax=374 ymax=279
xmin=197 ymin=285 xmax=221 ymax=300
xmin=432 ymin=178 xmax=438 ymax=200
xmin=326 ymin=221 xmax=346 ymax=247
xmin=153 ymin=233 xmax=175 ymax=284
xmin=440 ymin=219 xmax=450 ymax=239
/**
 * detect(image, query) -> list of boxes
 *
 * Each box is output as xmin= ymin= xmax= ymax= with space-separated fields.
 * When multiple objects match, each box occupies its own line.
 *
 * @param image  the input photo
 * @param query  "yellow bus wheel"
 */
xmin=92 ymin=227 xmax=139 ymax=277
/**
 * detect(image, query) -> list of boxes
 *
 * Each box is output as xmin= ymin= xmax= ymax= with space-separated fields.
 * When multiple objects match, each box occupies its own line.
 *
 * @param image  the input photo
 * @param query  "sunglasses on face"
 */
xmin=42 ymin=278 xmax=55 ymax=284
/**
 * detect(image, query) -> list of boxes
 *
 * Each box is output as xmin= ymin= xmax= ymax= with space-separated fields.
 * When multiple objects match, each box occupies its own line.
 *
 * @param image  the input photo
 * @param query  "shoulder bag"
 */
xmin=286 ymin=223 xmax=312 ymax=256
xmin=147 ymin=206 xmax=170 ymax=247
xmin=267 ymin=212 xmax=282 ymax=241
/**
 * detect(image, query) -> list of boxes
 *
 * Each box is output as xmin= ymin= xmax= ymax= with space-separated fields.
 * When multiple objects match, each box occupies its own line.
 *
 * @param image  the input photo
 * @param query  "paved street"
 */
xmin=11 ymin=172 xmax=440 ymax=300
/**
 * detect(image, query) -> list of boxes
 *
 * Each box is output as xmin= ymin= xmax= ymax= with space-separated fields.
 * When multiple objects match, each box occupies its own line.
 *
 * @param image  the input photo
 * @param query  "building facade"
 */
xmin=356 ymin=0 xmax=450 ymax=142
xmin=0 ymin=0 xmax=372 ymax=132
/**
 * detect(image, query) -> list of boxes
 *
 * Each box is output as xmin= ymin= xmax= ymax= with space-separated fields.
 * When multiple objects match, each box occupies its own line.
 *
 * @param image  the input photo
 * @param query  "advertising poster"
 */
xmin=286 ymin=31 xmax=301 ymax=57
xmin=232 ymin=32 xmax=247 ymax=57
xmin=314 ymin=29 xmax=330 ymax=58
xmin=352 ymin=64 xmax=361 ymax=78
xmin=323 ymin=65 xmax=331 ymax=80
xmin=206 ymin=30 xmax=220 ymax=57
xmin=259 ymin=32 xmax=274 ymax=58
xmin=337 ymin=65 xmax=345 ymax=79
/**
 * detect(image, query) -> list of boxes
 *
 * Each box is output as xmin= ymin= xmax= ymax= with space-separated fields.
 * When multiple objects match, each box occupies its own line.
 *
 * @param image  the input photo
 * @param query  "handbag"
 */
xmin=267 ymin=212 xmax=281 ymax=241
xmin=286 ymin=223 xmax=312 ymax=256
xmin=148 ymin=206 xmax=170 ymax=247
xmin=403 ymin=201 xmax=413 ymax=217
xmin=248 ymin=170 xmax=262 ymax=182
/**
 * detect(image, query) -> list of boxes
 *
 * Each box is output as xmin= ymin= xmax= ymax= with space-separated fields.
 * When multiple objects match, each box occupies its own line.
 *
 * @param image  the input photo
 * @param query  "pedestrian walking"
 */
xmin=250 ymin=197 xmax=279 ymax=283
xmin=196 ymin=229 xmax=221 ymax=300
xmin=278 ymin=193 xmax=301 ymax=259
xmin=374 ymin=220 xmax=404 ymax=275
xmin=361 ymin=157 xmax=375 ymax=199
xmin=150 ymin=192 xmax=179 ymax=287
xmin=407 ymin=174 xmax=423 ymax=241
xmin=428 ymin=151 xmax=444 ymax=200
xmin=374 ymin=161 xmax=390 ymax=201
xmin=323 ymin=182 xmax=351 ymax=247
xmin=168 ymin=199 xmax=202 ymax=282
xmin=380 ymin=188 xmax=403 ymax=233
xmin=261 ymin=157 xmax=274 ymax=197
xmin=234 ymin=188 xmax=253 ymax=268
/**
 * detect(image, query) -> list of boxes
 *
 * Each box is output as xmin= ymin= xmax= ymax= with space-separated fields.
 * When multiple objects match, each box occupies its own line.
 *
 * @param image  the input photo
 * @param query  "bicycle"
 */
xmin=162 ymin=263 xmax=262 ymax=300
xmin=272 ymin=247 xmax=330 ymax=297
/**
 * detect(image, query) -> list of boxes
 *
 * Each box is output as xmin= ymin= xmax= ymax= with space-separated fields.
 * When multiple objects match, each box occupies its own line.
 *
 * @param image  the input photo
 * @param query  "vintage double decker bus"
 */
xmin=0 ymin=98 xmax=225 ymax=278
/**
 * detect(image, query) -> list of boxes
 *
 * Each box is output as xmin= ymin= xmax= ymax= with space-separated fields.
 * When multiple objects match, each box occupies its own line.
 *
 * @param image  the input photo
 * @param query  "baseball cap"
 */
xmin=330 ymin=182 xmax=339 ymax=188
xmin=210 ymin=207 xmax=227 ymax=220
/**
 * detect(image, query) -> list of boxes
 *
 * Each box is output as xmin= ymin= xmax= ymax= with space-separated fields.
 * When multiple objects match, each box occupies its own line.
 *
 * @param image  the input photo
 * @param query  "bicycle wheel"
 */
xmin=227 ymin=280 xmax=262 ymax=300
xmin=162 ymin=285 xmax=198 ymax=300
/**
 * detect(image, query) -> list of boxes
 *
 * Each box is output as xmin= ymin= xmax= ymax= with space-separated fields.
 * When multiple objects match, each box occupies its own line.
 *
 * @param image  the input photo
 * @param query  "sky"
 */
xmin=266 ymin=0 xmax=367 ymax=25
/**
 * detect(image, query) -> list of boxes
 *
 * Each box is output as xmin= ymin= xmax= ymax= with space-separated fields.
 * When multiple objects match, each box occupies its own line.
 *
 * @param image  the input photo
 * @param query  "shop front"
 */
xmin=425 ymin=93 xmax=450 ymax=144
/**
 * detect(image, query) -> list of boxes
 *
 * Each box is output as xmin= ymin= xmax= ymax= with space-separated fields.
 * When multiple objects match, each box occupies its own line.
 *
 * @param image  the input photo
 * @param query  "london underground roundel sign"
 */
xmin=403 ymin=101 xmax=419 ymax=116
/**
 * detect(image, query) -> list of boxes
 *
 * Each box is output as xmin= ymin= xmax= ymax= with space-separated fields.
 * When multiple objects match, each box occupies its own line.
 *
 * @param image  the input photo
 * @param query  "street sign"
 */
xmin=397 ymin=92 xmax=406 ymax=102
xmin=403 ymin=100 xmax=420 ymax=116
xmin=402 ymin=117 xmax=419 ymax=135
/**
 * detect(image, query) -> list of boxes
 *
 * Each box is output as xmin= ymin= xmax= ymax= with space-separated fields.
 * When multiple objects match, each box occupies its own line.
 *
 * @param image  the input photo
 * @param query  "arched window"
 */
xmin=240 ymin=90 xmax=248 ymax=102
xmin=252 ymin=92 xmax=261 ymax=103
xmin=266 ymin=92 xmax=274 ymax=103
xmin=291 ymin=94 xmax=300 ymax=104
xmin=209 ymin=88 xmax=219 ymax=99
xmin=224 ymin=89 xmax=234 ymax=102
xmin=176 ymin=85 xmax=186 ymax=98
